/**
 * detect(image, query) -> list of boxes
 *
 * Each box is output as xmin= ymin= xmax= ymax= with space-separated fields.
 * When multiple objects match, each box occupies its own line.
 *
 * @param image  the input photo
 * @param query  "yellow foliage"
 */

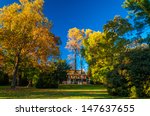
xmin=0 ymin=0 xmax=60 ymax=74
xmin=68 ymin=27 xmax=83 ymax=41
xmin=85 ymin=29 xmax=93 ymax=37
xmin=88 ymin=31 xmax=104 ymax=46
xmin=19 ymin=0 xmax=28 ymax=4
xmin=66 ymin=27 xmax=84 ymax=51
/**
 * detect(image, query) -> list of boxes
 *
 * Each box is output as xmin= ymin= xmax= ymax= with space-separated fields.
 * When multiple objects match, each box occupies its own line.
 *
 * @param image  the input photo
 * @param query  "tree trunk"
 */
xmin=80 ymin=56 xmax=83 ymax=74
xmin=74 ymin=49 xmax=77 ymax=73
xmin=17 ymin=74 xmax=21 ymax=86
xmin=11 ymin=53 xmax=20 ymax=89
xmin=27 ymin=80 xmax=33 ymax=88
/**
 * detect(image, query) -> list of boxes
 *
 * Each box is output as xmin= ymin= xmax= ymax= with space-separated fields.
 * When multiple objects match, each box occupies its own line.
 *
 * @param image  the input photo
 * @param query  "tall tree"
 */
xmin=66 ymin=27 xmax=83 ymax=72
xmin=123 ymin=0 xmax=150 ymax=45
xmin=0 ymin=0 xmax=60 ymax=88
xmin=123 ymin=0 xmax=150 ymax=25
xmin=82 ymin=16 xmax=132 ymax=84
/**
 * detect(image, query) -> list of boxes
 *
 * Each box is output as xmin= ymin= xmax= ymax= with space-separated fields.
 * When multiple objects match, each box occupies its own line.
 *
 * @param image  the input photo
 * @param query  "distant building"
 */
xmin=63 ymin=70 xmax=90 ymax=84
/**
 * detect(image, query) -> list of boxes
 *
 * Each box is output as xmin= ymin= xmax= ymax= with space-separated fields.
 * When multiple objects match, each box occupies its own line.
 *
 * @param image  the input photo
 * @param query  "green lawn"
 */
xmin=0 ymin=85 xmax=124 ymax=99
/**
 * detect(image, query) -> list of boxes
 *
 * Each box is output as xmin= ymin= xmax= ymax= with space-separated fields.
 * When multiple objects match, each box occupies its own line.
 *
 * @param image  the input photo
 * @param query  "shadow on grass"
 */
xmin=0 ymin=86 xmax=126 ymax=99
xmin=28 ymin=91 xmax=108 ymax=99
xmin=58 ymin=84 xmax=106 ymax=90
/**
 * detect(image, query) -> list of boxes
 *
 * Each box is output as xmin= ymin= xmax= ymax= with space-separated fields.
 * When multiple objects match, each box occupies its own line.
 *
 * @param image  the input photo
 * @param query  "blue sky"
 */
xmin=0 ymin=0 xmax=127 ymax=70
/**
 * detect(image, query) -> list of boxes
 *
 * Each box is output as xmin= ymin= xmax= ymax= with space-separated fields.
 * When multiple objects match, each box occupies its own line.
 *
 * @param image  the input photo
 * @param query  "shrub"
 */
xmin=107 ymin=69 xmax=130 ymax=97
xmin=0 ymin=71 xmax=9 ymax=86
xmin=35 ymin=73 xmax=58 ymax=89
xmin=19 ymin=76 xmax=28 ymax=86
xmin=35 ymin=60 xmax=69 ymax=89
xmin=107 ymin=48 xmax=150 ymax=98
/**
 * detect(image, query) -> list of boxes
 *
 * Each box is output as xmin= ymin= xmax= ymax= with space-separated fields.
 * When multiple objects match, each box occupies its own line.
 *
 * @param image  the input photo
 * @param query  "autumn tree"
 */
xmin=0 ymin=0 xmax=60 ymax=88
xmin=82 ymin=16 xmax=132 ymax=84
xmin=66 ymin=27 xmax=84 ymax=72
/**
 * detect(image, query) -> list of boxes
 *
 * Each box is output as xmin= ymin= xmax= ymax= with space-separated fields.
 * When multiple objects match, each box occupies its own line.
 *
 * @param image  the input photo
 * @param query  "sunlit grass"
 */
xmin=0 ymin=85 xmax=125 ymax=99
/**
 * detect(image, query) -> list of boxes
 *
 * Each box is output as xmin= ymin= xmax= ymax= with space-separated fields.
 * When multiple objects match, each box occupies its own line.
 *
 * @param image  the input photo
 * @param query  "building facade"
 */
xmin=63 ymin=70 xmax=90 ymax=84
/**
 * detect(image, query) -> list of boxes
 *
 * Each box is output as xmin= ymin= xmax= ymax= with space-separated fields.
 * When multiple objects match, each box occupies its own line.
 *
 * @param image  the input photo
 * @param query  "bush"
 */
xmin=35 ymin=60 xmax=69 ymax=89
xmin=107 ymin=48 xmax=150 ymax=98
xmin=0 ymin=71 xmax=9 ymax=86
xmin=35 ymin=73 xmax=58 ymax=89
xmin=107 ymin=70 xmax=130 ymax=97
xmin=19 ymin=76 xmax=28 ymax=86
xmin=128 ymin=48 xmax=150 ymax=97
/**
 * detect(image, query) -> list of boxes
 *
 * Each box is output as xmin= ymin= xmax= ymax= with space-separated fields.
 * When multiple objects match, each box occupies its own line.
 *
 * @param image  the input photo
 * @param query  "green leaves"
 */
xmin=104 ymin=16 xmax=133 ymax=36
xmin=107 ymin=48 xmax=150 ymax=98
xmin=82 ymin=16 xmax=132 ymax=84
xmin=123 ymin=0 xmax=150 ymax=33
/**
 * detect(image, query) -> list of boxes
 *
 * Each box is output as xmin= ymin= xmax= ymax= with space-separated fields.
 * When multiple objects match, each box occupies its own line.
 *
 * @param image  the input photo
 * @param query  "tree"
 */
xmin=123 ymin=0 xmax=150 ymax=25
xmin=82 ymin=16 xmax=132 ymax=84
xmin=107 ymin=47 xmax=150 ymax=98
xmin=105 ymin=0 xmax=150 ymax=98
xmin=35 ymin=60 xmax=70 ymax=88
xmin=123 ymin=0 xmax=150 ymax=46
xmin=66 ymin=27 xmax=84 ymax=72
xmin=54 ymin=60 xmax=70 ymax=83
xmin=0 ymin=0 xmax=60 ymax=88
xmin=107 ymin=0 xmax=150 ymax=98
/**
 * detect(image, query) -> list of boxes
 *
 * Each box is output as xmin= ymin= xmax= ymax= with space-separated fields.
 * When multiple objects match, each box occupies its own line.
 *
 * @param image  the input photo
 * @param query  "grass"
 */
xmin=0 ymin=85 xmax=124 ymax=99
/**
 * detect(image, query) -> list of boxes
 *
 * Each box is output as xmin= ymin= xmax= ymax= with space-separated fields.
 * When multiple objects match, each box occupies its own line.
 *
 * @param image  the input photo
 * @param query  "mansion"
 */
xmin=63 ymin=70 xmax=90 ymax=84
